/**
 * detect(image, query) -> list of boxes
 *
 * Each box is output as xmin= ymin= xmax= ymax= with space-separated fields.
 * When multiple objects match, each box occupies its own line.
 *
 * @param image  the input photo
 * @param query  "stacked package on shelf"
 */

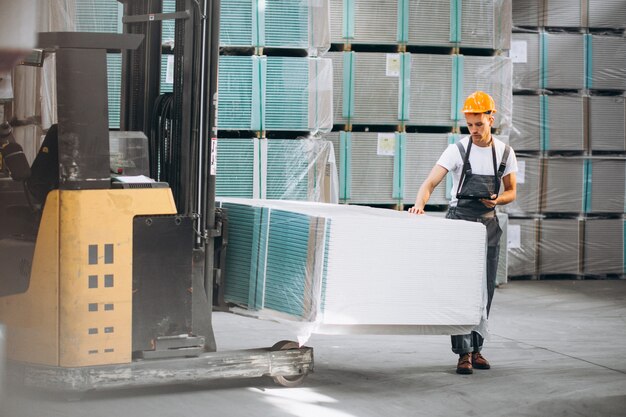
xmin=507 ymin=217 xmax=539 ymax=277
xmin=510 ymin=0 xmax=626 ymax=279
xmin=589 ymin=95 xmax=626 ymax=152
xmin=583 ymin=218 xmax=625 ymax=277
xmin=215 ymin=138 xmax=338 ymax=202
xmin=220 ymin=0 xmax=330 ymax=55
xmin=326 ymin=131 xmax=459 ymax=205
xmin=538 ymin=218 xmax=583 ymax=276
xmin=218 ymin=198 xmax=488 ymax=336
xmin=513 ymin=0 xmax=626 ymax=30
xmin=217 ymin=55 xmax=333 ymax=132
xmin=216 ymin=0 xmax=336 ymax=203
xmin=330 ymin=0 xmax=511 ymax=50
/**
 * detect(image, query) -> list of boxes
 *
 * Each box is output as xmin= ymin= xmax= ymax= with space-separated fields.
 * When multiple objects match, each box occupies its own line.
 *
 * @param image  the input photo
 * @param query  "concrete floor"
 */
xmin=2 ymin=280 xmax=626 ymax=417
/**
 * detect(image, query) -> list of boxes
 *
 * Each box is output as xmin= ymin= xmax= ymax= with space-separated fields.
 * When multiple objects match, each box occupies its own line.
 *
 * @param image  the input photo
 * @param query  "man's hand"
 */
xmin=480 ymin=194 xmax=498 ymax=209
xmin=408 ymin=206 xmax=425 ymax=215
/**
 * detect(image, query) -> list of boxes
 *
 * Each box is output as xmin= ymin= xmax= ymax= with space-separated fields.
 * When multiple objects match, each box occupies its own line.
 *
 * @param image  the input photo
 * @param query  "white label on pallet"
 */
xmin=166 ymin=55 xmax=174 ymax=84
xmin=377 ymin=133 xmax=395 ymax=156
xmin=510 ymin=41 xmax=528 ymax=63
xmin=386 ymin=53 xmax=400 ymax=77
xmin=508 ymin=225 xmax=521 ymax=249
xmin=517 ymin=160 xmax=526 ymax=184
xmin=211 ymin=137 xmax=218 ymax=176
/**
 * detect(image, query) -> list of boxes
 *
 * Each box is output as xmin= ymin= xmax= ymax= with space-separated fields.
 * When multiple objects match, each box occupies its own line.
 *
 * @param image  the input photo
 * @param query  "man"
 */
xmin=408 ymin=91 xmax=517 ymax=374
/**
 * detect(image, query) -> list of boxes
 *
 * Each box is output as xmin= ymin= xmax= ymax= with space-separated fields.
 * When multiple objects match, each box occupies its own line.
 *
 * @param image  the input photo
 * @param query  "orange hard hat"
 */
xmin=462 ymin=91 xmax=497 ymax=114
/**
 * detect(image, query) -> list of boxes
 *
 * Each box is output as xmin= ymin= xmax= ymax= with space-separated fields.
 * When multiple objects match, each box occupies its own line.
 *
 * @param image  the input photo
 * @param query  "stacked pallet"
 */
xmin=217 ymin=198 xmax=488 ymax=336
xmin=216 ymin=0 xmax=336 ymax=202
xmin=505 ymin=0 xmax=626 ymax=279
xmin=327 ymin=0 xmax=512 ymax=208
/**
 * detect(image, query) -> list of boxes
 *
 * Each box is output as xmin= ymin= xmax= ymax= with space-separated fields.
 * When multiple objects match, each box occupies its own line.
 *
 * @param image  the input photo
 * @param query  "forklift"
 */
xmin=0 ymin=0 xmax=312 ymax=393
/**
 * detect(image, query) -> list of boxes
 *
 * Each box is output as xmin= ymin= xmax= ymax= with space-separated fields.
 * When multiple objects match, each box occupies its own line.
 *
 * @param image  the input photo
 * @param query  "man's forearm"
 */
xmin=495 ymin=189 xmax=516 ymax=206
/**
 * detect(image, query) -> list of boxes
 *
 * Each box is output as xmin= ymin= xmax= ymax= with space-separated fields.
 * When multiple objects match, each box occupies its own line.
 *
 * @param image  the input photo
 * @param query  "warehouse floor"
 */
xmin=3 ymin=280 xmax=626 ymax=417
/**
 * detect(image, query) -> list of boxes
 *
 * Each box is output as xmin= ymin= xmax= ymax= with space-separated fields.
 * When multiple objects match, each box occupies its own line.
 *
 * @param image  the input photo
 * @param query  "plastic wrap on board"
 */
xmin=538 ymin=218 xmax=583 ymax=275
xmin=512 ymin=31 xmax=585 ymax=91
xmin=220 ymin=0 xmax=331 ymax=56
xmin=542 ymin=95 xmax=586 ymax=152
xmin=513 ymin=0 xmax=626 ymax=29
xmin=584 ymin=218 xmax=625 ymax=276
xmin=404 ymin=133 xmax=450 ymax=206
xmin=510 ymin=95 xmax=541 ymax=152
xmin=461 ymin=55 xmax=513 ymax=132
xmin=512 ymin=0 xmax=542 ymax=28
xmin=507 ymin=217 xmax=538 ymax=277
xmin=215 ymin=137 xmax=338 ymax=203
xmin=331 ymin=0 xmax=399 ymax=45
xmin=588 ymin=0 xmax=626 ymax=29
xmin=500 ymin=155 xmax=541 ymax=216
xmin=588 ymin=34 xmax=626 ymax=91
xmin=347 ymin=52 xmax=405 ymax=125
xmin=342 ymin=131 xmax=397 ymax=204
xmin=408 ymin=54 xmax=455 ymax=127
xmin=217 ymin=198 xmax=488 ymax=343
xmin=217 ymin=55 xmax=333 ymax=133
xmin=542 ymin=156 xmax=626 ymax=215
xmin=585 ymin=157 xmax=626 ymax=214
xmin=541 ymin=157 xmax=585 ymax=213
xmin=429 ymin=210 xmax=509 ymax=286
xmin=330 ymin=0 xmax=511 ymax=50
xmin=589 ymin=96 xmax=626 ymax=152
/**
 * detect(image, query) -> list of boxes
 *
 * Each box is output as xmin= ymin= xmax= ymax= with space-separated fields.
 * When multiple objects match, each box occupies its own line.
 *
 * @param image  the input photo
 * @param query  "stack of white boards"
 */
xmin=217 ymin=198 xmax=488 ymax=337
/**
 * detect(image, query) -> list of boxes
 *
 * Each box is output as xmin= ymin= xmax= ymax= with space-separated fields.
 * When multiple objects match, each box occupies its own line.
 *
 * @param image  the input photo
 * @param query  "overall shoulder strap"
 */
xmin=497 ymin=144 xmax=511 ymax=178
xmin=456 ymin=139 xmax=473 ymax=198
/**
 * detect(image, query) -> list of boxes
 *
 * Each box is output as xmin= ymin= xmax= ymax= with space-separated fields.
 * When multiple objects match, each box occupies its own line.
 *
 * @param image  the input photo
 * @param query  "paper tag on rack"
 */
xmin=210 ymin=138 xmax=218 ymax=176
xmin=510 ymin=41 xmax=528 ymax=63
xmin=508 ymin=225 xmax=521 ymax=249
xmin=517 ymin=160 xmax=526 ymax=184
xmin=377 ymin=133 xmax=395 ymax=156
xmin=386 ymin=54 xmax=400 ymax=77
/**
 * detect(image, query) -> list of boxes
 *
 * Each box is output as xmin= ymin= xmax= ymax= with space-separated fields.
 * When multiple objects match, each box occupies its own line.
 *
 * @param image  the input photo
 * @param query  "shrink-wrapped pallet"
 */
xmin=507 ymin=218 xmax=538 ymax=277
xmin=220 ymin=0 xmax=330 ymax=55
xmin=538 ymin=218 xmax=583 ymax=275
xmin=218 ymin=198 xmax=488 ymax=338
xmin=589 ymin=95 xmax=626 ymax=152
xmin=215 ymin=138 xmax=338 ymax=203
xmin=217 ymin=55 xmax=333 ymax=132
xmin=584 ymin=218 xmax=625 ymax=276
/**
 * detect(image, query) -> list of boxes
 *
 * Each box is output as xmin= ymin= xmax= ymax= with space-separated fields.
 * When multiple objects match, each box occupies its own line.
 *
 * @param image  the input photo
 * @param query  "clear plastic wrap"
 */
xmin=541 ymin=156 xmax=626 ymax=215
xmin=461 ymin=55 xmax=513 ymax=132
xmin=0 ymin=0 xmax=38 ymax=69
xmin=588 ymin=0 xmax=626 ymax=29
xmin=329 ymin=0 xmax=511 ymax=50
xmin=512 ymin=0 xmax=542 ymax=28
xmin=217 ymin=55 xmax=333 ymax=133
xmin=507 ymin=217 xmax=539 ymax=277
xmin=215 ymin=137 xmax=338 ymax=203
xmin=541 ymin=157 xmax=585 ymax=213
xmin=500 ymin=155 xmax=542 ymax=216
xmin=583 ymin=217 xmax=625 ymax=276
xmin=588 ymin=34 xmax=626 ymax=91
xmin=220 ymin=0 xmax=331 ymax=56
xmin=510 ymin=94 xmax=541 ymax=151
xmin=217 ymin=197 xmax=488 ymax=342
xmin=538 ymin=218 xmax=583 ymax=275
xmin=514 ymin=0 xmax=626 ymax=30
xmin=511 ymin=31 xmax=626 ymax=92
xmin=589 ymin=95 xmax=626 ymax=152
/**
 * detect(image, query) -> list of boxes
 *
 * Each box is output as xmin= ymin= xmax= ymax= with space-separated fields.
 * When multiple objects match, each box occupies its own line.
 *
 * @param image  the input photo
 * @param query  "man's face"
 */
xmin=465 ymin=112 xmax=494 ymax=143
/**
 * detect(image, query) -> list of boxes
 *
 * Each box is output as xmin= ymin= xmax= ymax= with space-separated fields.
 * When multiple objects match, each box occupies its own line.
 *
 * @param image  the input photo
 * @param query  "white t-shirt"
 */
xmin=437 ymin=136 xmax=518 ymax=207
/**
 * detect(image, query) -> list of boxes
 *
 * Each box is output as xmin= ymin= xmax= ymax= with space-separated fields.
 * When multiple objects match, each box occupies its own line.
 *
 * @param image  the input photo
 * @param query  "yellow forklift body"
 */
xmin=0 ymin=188 xmax=177 ymax=367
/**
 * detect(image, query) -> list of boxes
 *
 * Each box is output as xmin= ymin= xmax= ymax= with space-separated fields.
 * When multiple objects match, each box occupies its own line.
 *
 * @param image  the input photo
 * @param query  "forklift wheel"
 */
xmin=270 ymin=340 xmax=308 ymax=388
